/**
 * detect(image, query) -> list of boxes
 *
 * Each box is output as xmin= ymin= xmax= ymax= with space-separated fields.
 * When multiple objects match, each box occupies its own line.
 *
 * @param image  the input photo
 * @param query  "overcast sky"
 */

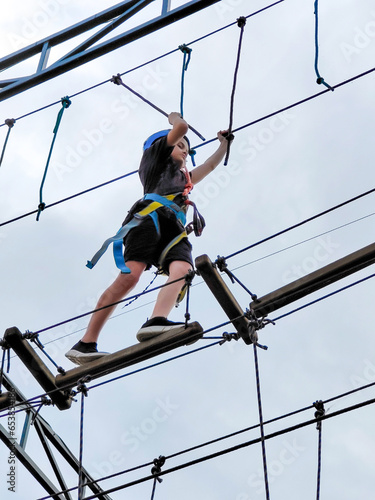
xmin=1 ymin=1 xmax=375 ymax=499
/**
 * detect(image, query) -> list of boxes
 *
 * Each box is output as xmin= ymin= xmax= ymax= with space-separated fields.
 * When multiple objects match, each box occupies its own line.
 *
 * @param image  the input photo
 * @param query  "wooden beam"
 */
xmin=3 ymin=327 xmax=72 ymax=411
xmin=250 ymin=242 xmax=375 ymax=317
xmin=195 ymin=255 xmax=252 ymax=344
xmin=56 ymin=322 xmax=203 ymax=389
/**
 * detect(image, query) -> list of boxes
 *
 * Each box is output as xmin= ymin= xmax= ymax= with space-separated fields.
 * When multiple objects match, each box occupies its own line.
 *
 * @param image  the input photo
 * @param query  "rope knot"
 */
xmin=237 ymin=16 xmax=247 ymax=28
xmin=151 ymin=455 xmax=165 ymax=483
xmin=5 ymin=118 xmax=15 ymax=128
xmin=313 ymin=400 xmax=325 ymax=429
xmin=219 ymin=331 xmax=240 ymax=345
xmin=61 ymin=96 xmax=71 ymax=108
xmin=111 ymin=73 xmax=123 ymax=86
xmin=179 ymin=44 xmax=192 ymax=55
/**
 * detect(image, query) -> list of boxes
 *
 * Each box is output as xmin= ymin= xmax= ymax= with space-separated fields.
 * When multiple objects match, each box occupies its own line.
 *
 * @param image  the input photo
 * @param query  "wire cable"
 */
xmin=224 ymin=187 xmax=375 ymax=260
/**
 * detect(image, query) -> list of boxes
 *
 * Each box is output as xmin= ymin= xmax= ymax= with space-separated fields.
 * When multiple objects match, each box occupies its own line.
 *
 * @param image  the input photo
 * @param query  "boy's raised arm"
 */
xmin=166 ymin=112 xmax=189 ymax=146
xmin=190 ymin=130 xmax=233 ymax=185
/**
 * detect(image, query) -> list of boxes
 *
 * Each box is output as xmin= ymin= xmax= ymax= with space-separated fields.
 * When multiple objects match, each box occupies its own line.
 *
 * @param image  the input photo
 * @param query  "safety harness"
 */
xmin=86 ymin=192 xmax=205 ymax=274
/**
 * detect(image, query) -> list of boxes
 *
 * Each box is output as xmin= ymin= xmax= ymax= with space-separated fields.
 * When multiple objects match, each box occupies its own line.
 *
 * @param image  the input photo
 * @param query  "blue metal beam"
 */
xmin=0 ymin=0 xmax=220 ymax=102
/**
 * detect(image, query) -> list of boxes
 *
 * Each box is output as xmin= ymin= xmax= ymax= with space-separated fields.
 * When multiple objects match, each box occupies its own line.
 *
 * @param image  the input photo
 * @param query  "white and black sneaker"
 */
xmin=65 ymin=341 xmax=110 ymax=366
xmin=136 ymin=317 xmax=186 ymax=342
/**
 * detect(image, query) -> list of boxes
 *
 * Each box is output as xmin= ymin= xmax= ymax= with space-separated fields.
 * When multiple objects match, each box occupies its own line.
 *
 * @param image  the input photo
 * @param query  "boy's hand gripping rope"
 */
xmin=110 ymin=74 xmax=205 ymax=141
xmin=37 ymin=96 xmax=72 ymax=221
xmin=224 ymin=16 xmax=246 ymax=166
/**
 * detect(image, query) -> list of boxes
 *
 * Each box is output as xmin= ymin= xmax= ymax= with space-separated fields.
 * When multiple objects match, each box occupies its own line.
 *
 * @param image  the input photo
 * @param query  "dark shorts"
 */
xmin=123 ymin=213 xmax=193 ymax=274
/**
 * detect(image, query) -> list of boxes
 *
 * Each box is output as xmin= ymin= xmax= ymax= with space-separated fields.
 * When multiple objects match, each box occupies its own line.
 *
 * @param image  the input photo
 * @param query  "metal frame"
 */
xmin=0 ymin=374 xmax=112 ymax=499
xmin=0 ymin=0 xmax=221 ymax=102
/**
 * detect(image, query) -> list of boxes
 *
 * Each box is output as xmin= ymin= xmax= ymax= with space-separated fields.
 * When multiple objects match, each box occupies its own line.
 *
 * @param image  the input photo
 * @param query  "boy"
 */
xmin=66 ymin=112 xmax=232 ymax=365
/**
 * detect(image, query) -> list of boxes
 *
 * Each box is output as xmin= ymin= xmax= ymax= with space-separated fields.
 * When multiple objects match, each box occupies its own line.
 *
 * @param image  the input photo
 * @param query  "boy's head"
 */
xmin=143 ymin=130 xmax=190 ymax=164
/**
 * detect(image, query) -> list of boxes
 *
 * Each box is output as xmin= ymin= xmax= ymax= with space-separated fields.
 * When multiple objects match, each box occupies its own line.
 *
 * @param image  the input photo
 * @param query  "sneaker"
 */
xmin=136 ymin=317 xmax=186 ymax=342
xmin=65 ymin=341 xmax=110 ymax=366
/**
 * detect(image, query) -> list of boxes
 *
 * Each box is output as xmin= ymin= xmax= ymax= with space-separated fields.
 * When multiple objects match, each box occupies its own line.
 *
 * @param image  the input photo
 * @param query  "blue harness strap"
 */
xmin=86 ymin=193 xmax=187 ymax=274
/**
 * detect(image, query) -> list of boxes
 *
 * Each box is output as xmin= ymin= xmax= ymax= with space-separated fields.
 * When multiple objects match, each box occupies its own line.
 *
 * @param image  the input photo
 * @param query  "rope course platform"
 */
xmin=4 ymin=322 xmax=203 ymax=405
xmin=1 ymin=0 xmax=375 ymax=498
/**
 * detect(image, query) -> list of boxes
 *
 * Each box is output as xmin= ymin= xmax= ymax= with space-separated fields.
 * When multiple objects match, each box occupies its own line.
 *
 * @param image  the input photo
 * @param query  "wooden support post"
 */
xmin=250 ymin=242 xmax=375 ymax=317
xmin=4 ymin=327 xmax=72 ymax=411
xmin=56 ymin=322 xmax=203 ymax=390
xmin=195 ymin=255 xmax=252 ymax=344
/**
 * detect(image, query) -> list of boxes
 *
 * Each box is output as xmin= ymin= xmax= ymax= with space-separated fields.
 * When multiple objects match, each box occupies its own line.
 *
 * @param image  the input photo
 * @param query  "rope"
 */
xmin=314 ymin=0 xmax=333 ymax=91
xmin=150 ymin=456 xmax=165 ymax=500
xmin=23 ymin=331 xmax=66 ymax=374
xmin=76 ymin=376 xmax=90 ymax=500
xmin=80 ymin=394 xmax=375 ymax=500
xmin=313 ymin=400 xmax=325 ymax=500
xmin=0 ymin=2 xmax=285 ymax=131
xmin=250 ymin=331 xmax=271 ymax=499
xmin=215 ymin=256 xmax=258 ymax=300
xmin=224 ymin=186 xmax=375 ymax=260
xmin=179 ymin=44 xmax=192 ymax=117
xmin=224 ymin=17 xmax=246 ymax=166
xmin=110 ymin=73 xmax=205 ymax=141
xmin=0 ymin=119 xmax=15 ymax=168
xmin=0 ymin=169 xmax=138 ymax=228
xmin=36 ymin=96 xmax=71 ymax=221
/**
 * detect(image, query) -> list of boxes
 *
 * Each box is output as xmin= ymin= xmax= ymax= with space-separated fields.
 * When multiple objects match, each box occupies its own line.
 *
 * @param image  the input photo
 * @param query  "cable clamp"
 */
xmin=151 ymin=455 xmax=166 ymax=483
xmin=313 ymin=400 xmax=325 ymax=429
xmin=77 ymin=375 xmax=91 ymax=398
xmin=245 ymin=310 xmax=274 ymax=350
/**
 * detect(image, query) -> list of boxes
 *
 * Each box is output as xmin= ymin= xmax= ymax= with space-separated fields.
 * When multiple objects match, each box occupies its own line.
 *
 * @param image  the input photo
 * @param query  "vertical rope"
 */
xmin=77 ymin=377 xmax=90 ymax=500
xmin=313 ymin=400 xmax=325 ymax=500
xmin=150 ymin=456 xmax=165 ymax=500
xmin=252 ymin=339 xmax=270 ymax=500
xmin=36 ymin=96 xmax=71 ymax=221
xmin=224 ymin=17 xmax=246 ymax=166
xmin=314 ymin=0 xmax=333 ymax=91
xmin=0 ymin=119 xmax=16 ymax=169
xmin=179 ymin=44 xmax=192 ymax=118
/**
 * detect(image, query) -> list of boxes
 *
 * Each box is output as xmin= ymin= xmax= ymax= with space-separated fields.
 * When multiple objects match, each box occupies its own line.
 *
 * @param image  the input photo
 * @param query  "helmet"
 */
xmin=143 ymin=129 xmax=170 ymax=151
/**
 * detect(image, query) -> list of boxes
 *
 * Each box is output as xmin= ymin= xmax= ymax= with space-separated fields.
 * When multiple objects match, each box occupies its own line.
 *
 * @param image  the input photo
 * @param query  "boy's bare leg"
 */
xmin=135 ymin=261 xmax=192 ymax=342
xmin=151 ymin=260 xmax=192 ymax=319
xmin=81 ymin=260 xmax=146 ymax=343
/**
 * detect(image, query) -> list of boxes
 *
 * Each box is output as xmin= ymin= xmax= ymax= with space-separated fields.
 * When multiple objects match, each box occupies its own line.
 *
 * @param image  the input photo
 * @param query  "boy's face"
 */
xmin=171 ymin=138 xmax=189 ymax=165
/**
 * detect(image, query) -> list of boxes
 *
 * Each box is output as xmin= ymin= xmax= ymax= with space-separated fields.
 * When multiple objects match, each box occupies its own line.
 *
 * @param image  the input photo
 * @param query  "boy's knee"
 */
xmin=169 ymin=260 xmax=192 ymax=277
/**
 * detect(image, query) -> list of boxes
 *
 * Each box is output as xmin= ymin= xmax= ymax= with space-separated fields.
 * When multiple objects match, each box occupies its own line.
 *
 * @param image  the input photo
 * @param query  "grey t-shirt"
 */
xmin=138 ymin=135 xmax=188 ymax=196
